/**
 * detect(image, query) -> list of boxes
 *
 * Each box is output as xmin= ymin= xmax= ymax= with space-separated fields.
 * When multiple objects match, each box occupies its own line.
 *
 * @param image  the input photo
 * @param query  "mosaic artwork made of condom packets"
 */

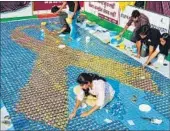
xmin=1 ymin=18 xmax=170 ymax=130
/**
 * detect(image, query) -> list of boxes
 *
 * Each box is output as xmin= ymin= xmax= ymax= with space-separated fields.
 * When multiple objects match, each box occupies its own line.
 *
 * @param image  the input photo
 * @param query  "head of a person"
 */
xmin=77 ymin=73 xmax=92 ymax=90
xmin=131 ymin=10 xmax=140 ymax=22
xmin=137 ymin=24 xmax=150 ymax=39
xmin=51 ymin=6 xmax=59 ymax=13
xmin=77 ymin=73 xmax=106 ymax=96
xmin=160 ymin=33 xmax=170 ymax=46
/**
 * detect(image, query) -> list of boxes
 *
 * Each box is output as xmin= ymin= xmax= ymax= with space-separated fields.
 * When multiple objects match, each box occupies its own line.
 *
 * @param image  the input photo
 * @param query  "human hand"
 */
xmin=69 ymin=111 xmax=76 ymax=120
xmin=81 ymin=111 xmax=90 ymax=117
xmin=55 ymin=10 xmax=61 ymax=15
xmin=143 ymin=63 xmax=147 ymax=69
xmin=119 ymin=32 xmax=124 ymax=37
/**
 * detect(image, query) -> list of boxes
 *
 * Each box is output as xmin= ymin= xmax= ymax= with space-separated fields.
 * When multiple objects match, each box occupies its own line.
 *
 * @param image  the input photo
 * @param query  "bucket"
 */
xmin=111 ymin=38 xmax=118 ymax=45
xmin=110 ymin=31 xmax=118 ymax=38
xmin=110 ymin=37 xmax=124 ymax=45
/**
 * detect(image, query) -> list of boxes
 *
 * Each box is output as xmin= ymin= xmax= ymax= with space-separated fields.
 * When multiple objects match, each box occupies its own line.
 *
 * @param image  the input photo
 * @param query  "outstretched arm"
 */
xmin=81 ymin=105 xmax=100 ymax=117
xmin=57 ymin=2 xmax=67 ymax=13
xmin=143 ymin=50 xmax=159 ymax=68
xmin=69 ymin=99 xmax=82 ymax=119
xmin=119 ymin=17 xmax=132 ymax=36
xmin=119 ymin=25 xmax=129 ymax=36
xmin=73 ymin=2 xmax=78 ymax=16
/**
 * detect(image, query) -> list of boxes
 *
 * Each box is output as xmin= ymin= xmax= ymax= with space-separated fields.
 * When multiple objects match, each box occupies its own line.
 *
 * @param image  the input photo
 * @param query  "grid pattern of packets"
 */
xmin=1 ymin=17 xmax=170 ymax=130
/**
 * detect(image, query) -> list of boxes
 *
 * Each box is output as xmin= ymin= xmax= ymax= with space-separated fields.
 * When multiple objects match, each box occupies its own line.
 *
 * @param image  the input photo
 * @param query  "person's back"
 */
xmin=147 ymin=28 xmax=161 ymax=47
xmin=51 ymin=6 xmax=70 ymax=34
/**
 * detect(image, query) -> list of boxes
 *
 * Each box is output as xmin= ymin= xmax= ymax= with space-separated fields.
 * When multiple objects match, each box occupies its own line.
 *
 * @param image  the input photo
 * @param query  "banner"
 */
xmin=34 ymin=2 xmax=84 ymax=11
xmin=33 ymin=1 xmax=63 ymax=11
xmin=120 ymin=6 xmax=170 ymax=33
xmin=84 ymin=2 xmax=120 ymax=24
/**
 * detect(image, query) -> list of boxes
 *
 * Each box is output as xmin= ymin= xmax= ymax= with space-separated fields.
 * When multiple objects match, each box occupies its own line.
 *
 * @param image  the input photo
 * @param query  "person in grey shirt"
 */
xmin=51 ymin=6 xmax=70 ymax=34
xmin=119 ymin=10 xmax=150 ymax=43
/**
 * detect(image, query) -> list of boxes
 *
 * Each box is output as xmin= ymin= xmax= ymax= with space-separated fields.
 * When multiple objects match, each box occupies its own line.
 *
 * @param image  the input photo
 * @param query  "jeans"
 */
xmin=68 ymin=11 xmax=80 ymax=39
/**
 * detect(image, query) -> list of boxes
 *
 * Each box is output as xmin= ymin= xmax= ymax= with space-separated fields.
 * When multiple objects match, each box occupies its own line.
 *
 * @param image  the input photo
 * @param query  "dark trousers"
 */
xmin=59 ymin=12 xmax=70 ymax=33
xmin=131 ymin=31 xmax=137 ymax=43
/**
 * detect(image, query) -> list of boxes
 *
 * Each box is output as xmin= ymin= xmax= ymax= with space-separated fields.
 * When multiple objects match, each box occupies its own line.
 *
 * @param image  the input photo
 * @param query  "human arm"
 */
xmin=81 ymin=80 xmax=105 ymax=117
xmin=72 ymin=2 xmax=79 ymax=18
xmin=81 ymin=105 xmax=100 ymax=117
xmin=56 ymin=2 xmax=67 ymax=13
xmin=143 ymin=50 xmax=159 ymax=68
xmin=119 ymin=18 xmax=132 ymax=36
xmin=119 ymin=25 xmax=129 ymax=36
xmin=69 ymin=87 xmax=85 ymax=119
xmin=69 ymin=99 xmax=82 ymax=119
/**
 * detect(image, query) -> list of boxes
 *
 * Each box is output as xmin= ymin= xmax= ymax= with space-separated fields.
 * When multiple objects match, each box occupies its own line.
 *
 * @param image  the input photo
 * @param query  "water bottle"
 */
xmin=40 ymin=29 xmax=45 ymax=40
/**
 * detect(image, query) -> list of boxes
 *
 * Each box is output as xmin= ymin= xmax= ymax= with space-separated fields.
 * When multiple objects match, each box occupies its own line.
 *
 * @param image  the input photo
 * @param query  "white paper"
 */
xmin=139 ymin=104 xmax=151 ymax=112
xmin=151 ymin=119 xmax=163 ymax=125
xmin=59 ymin=34 xmax=66 ymax=37
xmin=104 ymin=119 xmax=112 ymax=123
xmin=127 ymin=120 xmax=135 ymax=126
xmin=58 ymin=44 xmax=66 ymax=49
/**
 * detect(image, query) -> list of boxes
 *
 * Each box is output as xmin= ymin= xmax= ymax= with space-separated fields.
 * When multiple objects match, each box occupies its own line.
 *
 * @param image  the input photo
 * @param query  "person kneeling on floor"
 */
xmin=51 ymin=6 xmax=70 ymax=34
xmin=135 ymin=24 xmax=161 ymax=59
xmin=143 ymin=33 xmax=170 ymax=68
xmin=54 ymin=1 xmax=81 ymax=40
xmin=69 ymin=73 xmax=115 ymax=119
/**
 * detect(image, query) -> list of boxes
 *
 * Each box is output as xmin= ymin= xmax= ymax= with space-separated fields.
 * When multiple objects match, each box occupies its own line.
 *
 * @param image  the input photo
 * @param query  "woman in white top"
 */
xmin=143 ymin=33 xmax=170 ymax=68
xmin=69 ymin=73 xmax=115 ymax=119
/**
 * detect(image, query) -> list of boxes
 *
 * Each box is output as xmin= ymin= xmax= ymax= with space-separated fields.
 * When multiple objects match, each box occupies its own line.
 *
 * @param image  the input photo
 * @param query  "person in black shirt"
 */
xmin=51 ymin=6 xmax=70 ymax=34
xmin=67 ymin=1 xmax=81 ymax=14
xmin=135 ymin=24 xmax=161 ymax=58
xmin=143 ymin=33 xmax=170 ymax=68
xmin=55 ymin=1 xmax=81 ymax=39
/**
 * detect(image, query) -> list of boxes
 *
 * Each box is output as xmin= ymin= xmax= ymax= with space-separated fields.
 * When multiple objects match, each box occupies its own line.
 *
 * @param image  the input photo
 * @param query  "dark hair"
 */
xmin=137 ymin=24 xmax=150 ymax=36
xmin=131 ymin=10 xmax=140 ymax=18
xmin=51 ymin=6 xmax=59 ymax=13
xmin=161 ymin=33 xmax=170 ymax=42
xmin=77 ymin=73 xmax=106 ymax=96
xmin=160 ymin=33 xmax=170 ymax=55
